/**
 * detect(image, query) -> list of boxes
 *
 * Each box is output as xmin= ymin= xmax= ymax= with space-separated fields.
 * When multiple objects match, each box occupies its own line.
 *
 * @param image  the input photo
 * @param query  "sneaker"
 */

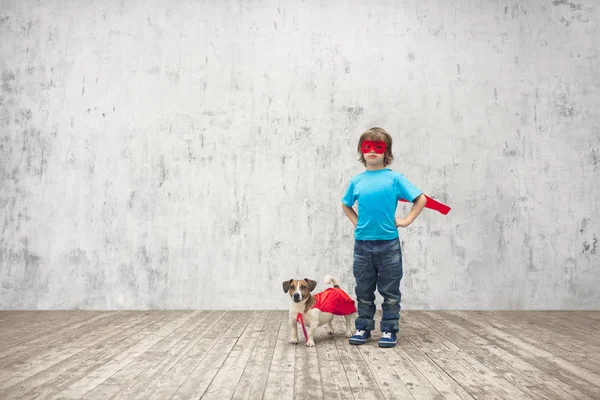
xmin=348 ymin=329 xmax=371 ymax=345
xmin=378 ymin=331 xmax=397 ymax=348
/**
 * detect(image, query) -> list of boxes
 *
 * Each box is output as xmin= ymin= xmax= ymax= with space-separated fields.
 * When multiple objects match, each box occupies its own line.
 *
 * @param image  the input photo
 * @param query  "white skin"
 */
xmin=342 ymin=145 xmax=427 ymax=228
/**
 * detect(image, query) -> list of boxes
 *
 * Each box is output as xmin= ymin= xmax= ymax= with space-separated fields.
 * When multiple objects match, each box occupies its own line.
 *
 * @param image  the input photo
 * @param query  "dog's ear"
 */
xmin=304 ymin=278 xmax=317 ymax=292
xmin=283 ymin=279 xmax=293 ymax=293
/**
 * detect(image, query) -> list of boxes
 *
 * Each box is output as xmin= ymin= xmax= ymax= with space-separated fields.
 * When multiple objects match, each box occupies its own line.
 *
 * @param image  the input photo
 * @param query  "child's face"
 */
xmin=362 ymin=140 xmax=386 ymax=167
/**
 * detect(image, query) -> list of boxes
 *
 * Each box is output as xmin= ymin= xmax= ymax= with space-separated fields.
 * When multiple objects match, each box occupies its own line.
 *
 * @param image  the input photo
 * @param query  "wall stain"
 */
xmin=503 ymin=141 xmax=518 ymax=157
xmin=1 ymin=71 xmax=15 ymax=92
xmin=128 ymin=191 xmax=136 ymax=209
xmin=552 ymin=0 xmax=583 ymax=11
xmin=579 ymin=218 xmax=589 ymax=234
xmin=582 ymin=234 xmax=598 ymax=255
xmin=158 ymin=156 xmax=167 ymax=187
xmin=556 ymin=93 xmax=574 ymax=117
xmin=343 ymin=106 xmax=363 ymax=119
xmin=138 ymin=245 xmax=152 ymax=266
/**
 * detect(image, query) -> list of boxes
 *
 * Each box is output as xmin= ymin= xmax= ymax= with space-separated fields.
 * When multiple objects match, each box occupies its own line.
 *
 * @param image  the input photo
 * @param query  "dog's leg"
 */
xmin=289 ymin=313 xmax=299 ymax=344
xmin=306 ymin=320 xmax=319 ymax=347
xmin=344 ymin=314 xmax=354 ymax=338
xmin=327 ymin=320 xmax=334 ymax=334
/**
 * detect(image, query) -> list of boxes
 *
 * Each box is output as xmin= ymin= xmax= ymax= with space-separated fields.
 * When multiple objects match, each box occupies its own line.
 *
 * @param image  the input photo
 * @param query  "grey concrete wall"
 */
xmin=1 ymin=0 xmax=598 ymax=310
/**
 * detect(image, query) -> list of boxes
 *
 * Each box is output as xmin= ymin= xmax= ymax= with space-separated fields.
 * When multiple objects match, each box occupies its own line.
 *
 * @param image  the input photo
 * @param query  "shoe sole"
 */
xmin=349 ymin=337 xmax=371 ymax=345
xmin=378 ymin=341 xmax=397 ymax=348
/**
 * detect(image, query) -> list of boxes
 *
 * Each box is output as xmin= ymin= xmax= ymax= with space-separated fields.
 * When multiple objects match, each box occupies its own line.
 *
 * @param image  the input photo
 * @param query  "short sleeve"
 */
xmin=341 ymin=180 xmax=356 ymax=207
xmin=395 ymin=174 xmax=422 ymax=202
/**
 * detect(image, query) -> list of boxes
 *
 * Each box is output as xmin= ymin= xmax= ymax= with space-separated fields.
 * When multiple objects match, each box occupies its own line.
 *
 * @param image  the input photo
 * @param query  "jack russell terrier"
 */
xmin=283 ymin=275 xmax=356 ymax=347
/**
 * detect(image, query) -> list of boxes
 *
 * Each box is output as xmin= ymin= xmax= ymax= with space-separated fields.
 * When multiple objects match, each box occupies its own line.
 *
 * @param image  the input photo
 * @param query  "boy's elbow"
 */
xmin=341 ymin=202 xmax=353 ymax=211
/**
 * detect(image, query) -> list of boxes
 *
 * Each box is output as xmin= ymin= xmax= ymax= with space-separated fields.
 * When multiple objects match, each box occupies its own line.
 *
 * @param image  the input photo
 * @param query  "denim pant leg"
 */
xmin=353 ymin=240 xmax=376 ymax=331
xmin=374 ymin=238 xmax=403 ymax=333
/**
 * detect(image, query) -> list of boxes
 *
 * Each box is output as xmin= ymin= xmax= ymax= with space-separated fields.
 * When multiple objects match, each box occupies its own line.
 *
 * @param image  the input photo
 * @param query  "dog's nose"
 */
xmin=293 ymin=293 xmax=300 ymax=300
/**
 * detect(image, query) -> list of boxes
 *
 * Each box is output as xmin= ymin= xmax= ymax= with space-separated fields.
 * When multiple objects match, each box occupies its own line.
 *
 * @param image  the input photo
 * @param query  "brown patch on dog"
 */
xmin=282 ymin=279 xmax=294 ymax=293
xmin=299 ymin=280 xmax=310 ymax=300
xmin=304 ymin=278 xmax=317 ymax=292
xmin=303 ymin=295 xmax=316 ymax=313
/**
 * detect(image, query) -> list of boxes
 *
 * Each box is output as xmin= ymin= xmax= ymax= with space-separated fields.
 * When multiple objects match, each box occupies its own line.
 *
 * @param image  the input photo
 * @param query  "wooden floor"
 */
xmin=0 ymin=311 xmax=599 ymax=400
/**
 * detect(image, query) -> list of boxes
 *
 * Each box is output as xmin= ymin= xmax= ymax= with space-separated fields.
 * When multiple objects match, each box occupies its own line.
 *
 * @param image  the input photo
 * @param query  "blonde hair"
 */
xmin=357 ymin=127 xmax=394 ymax=167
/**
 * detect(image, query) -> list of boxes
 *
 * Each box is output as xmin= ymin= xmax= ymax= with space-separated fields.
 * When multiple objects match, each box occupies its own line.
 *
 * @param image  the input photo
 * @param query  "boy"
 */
xmin=341 ymin=127 xmax=426 ymax=348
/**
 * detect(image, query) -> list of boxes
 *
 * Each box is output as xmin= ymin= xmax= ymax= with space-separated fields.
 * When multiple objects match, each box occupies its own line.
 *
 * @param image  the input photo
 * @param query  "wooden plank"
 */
xmin=377 ymin=346 xmax=445 ymax=400
xmin=48 ymin=311 xmax=198 ymax=399
xmin=402 ymin=313 xmax=504 ymax=400
xmin=25 ymin=312 xmax=178 ymax=399
xmin=201 ymin=311 xmax=272 ymax=399
xmin=0 ymin=311 xmax=156 ymax=399
xmin=327 ymin=315 xmax=417 ymax=399
xmin=315 ymin=317 xmax=354 ymax=400
xmin=91 ymin=310 xmax=232 ymax=400
xmin=293 ymin=332 xmax=324 ymax=400
xmin=485 ymin=311 xmax=600 ymax=370
xmin=350 ymin=313 xmax=447 ymax=400
xmin=575 ymin=311 xmax=600 ymax=322
xmin=98 ymin=310 xmax=216 ymax=400
xmin=394 ymin=323 xmax=475 ymax=400
xmin=169 ymin=311 xmax=255 ymax=399
xmin=262 ymin=310 xmax=296 ymax=400
xmin=448 ymin=311 xmax=600 ymax=399
xmin=536 ymin=311 xmax=600 ymax=338
xmin=539 ymin=311 xmax=600 ymax=328
xmin=357 ymin=344 xmax=416 ymax=399
xmin=417 ymin=311 xmax=594 ymax=400
xmin=402 ymin=312 xmax=532 ymax=400
xmin=0 ymin=311 xmax=95 ymax=333
xmin=0 ymin=311 xmax=121 ymax=365
xmin=231 ymin=310 xmax=282 ymax=400
xmin=507 ymin=311 xmax=600 ymax=355
xmin=2 ymin=310 xmax=597 ymax=399
xmin=0 ymin=311 xmax=133 ymax=390
xmin=0 ymin=311 xmax=93 ymax=347
xmin=0 ymin=311 xmax=118 ymax=346
xmin=332 ymin=326 xmax=385 ymax=399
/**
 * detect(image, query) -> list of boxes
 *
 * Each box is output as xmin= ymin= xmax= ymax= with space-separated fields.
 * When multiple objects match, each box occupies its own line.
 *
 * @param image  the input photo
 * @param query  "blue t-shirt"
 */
xmin=342 ymin=168 xmax=422 ymax=240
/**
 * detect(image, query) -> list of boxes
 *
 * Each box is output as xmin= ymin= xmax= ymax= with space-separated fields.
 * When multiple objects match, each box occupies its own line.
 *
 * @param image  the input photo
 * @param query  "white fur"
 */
xmin=323 ymin=275 xmax=338 ymax=286
xmin=287 ymin=276 xmax=355 ymax=347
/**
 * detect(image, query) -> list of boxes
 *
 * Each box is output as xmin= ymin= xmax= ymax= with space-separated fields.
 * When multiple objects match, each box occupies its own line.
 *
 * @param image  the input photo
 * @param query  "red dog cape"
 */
xmin=399 ymin=195 xmax=451 ymax=215
xmin=312 ymin=288 xmax=357 ymax=315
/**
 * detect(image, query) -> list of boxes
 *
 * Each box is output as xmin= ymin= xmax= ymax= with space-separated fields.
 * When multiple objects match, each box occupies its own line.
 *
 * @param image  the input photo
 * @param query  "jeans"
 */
xmin=353 ymin=238 xmax=403 ymax=333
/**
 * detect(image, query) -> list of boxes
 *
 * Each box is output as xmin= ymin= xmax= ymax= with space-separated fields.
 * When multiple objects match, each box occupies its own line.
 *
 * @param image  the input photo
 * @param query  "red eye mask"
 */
xmin=361 ymin=140 xmax=387 ymax=154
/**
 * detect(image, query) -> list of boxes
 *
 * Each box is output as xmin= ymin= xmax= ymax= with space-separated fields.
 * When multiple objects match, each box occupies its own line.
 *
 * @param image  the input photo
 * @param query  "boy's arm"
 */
xmin=341 ymin=204 xmax=358 ymax=227
xmin=396 ymin=194 xmax=426 ymax=228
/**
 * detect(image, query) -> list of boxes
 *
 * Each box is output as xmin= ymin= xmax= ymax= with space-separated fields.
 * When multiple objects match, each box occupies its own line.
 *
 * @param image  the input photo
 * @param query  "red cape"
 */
xmin=399 ymin=195 xmax=450 ymax=215
xmin=312 ymin=288 xmax=357 ymax=315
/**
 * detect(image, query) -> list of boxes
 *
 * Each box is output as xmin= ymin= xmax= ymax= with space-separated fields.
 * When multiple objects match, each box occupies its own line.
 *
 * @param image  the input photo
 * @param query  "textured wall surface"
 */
xmin=1 ymin=1 xmax=598 ymax=310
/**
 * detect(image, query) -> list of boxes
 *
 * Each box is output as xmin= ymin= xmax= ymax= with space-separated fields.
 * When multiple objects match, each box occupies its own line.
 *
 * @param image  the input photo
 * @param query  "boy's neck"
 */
xmin=366 ymin=165 xmax=386 ymax=171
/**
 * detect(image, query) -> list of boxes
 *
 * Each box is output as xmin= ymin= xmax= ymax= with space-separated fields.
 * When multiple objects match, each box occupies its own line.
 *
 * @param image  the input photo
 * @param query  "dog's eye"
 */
xmin=290 ymin=285 xmax=294 ymax=290
xmin=301 ymin=285 xmax=307 ymax=290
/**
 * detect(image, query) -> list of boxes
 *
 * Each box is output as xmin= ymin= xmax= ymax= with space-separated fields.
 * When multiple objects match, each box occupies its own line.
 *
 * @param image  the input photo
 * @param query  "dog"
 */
xmin=283 ymin=275 xmax=356 ymax=347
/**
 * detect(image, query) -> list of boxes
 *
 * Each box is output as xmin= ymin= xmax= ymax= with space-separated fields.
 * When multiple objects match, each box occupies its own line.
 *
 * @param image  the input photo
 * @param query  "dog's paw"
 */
xmin=327 ymin=329 xmax=334 ymax=335
xmin=305 ymin=340 xmax=315 ymax=347
xmin=345 ymin=331 xmax=353 ymax=338
xmin=289 ymin=338 xmax=299 ymax=344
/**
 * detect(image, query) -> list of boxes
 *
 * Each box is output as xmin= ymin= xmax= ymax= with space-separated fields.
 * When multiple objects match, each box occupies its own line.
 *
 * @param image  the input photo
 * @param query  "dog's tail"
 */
xmin=324 ymin=275 xmax=340 ymax=288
